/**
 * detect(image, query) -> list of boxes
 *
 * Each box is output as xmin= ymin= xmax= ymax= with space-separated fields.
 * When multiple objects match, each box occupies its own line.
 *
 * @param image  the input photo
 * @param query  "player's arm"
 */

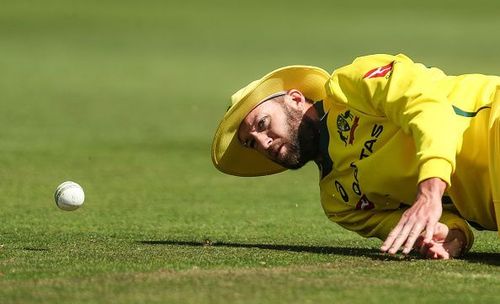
xmin=328 ymin=54 xmax=461 ymax=254
xmin=328 ymin=54 xmax=459 ymax=187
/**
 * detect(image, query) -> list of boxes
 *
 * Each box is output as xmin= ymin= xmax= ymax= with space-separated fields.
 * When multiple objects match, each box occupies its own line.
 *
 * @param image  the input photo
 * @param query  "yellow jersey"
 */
xmin=317 ymin=54 xmax=500 ymax=250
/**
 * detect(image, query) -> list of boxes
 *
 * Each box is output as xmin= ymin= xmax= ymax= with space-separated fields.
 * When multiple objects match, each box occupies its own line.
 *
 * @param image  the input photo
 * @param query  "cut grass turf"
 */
xmin=0 ymin=0 xmax=499 ymax=303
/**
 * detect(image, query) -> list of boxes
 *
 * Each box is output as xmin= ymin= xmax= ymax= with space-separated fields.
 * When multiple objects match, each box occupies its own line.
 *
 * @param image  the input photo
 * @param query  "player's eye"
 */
xmin=257 ymin=116 xmax=268 ymax=131
xmin=244 ymin=138 xmax=256 ymax=149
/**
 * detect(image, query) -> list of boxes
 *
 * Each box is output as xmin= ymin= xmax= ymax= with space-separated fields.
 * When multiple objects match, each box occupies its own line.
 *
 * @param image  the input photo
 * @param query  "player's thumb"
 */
xmin=431 ymin=222 xmax=449 ymax=242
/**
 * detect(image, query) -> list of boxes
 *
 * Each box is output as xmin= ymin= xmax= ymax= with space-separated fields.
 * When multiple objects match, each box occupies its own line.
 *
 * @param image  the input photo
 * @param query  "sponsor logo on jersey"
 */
xmin=336 ymin=110 xmax=360 ymax=146
xmin=333 ymin=164 xmax=375 ymax=210
xmin=355 ymin=195 xmax=374 ymax=210
xmin=363 ymin=62 xmax=394 ymax=79
xmin=359 ymin=124 xmax=384 ymax=160
xmin=334 ymin=180 xmax=349 ymax=203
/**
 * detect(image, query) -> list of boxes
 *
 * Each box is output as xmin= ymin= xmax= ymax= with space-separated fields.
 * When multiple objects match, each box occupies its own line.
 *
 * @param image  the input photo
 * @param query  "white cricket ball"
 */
xmin=54 ymin=181 xmax=85 ymax=211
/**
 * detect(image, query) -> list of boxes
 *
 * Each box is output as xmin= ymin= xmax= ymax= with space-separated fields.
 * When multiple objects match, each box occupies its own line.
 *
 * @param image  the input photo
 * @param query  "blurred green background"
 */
xmin=0 ymin=1 xmax=499 ymax=303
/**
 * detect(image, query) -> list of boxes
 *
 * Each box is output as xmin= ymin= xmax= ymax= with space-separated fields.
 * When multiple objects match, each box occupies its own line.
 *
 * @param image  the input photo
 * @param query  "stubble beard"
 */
xmin=274 ymin=105 xmax=319 ymax=170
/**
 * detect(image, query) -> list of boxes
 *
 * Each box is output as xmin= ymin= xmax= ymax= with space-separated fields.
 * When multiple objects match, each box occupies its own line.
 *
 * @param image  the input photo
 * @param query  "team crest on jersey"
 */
xmin=355 ymin=195 xmax=374 ymax=210
xmin=336 ymin=110 xmax=360 ymax=146
xmin=363 ymin=62 xmax=394 ymax=79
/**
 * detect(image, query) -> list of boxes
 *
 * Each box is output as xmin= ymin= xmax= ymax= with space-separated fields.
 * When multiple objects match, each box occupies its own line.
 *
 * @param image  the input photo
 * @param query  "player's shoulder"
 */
xmin=334 ymin=53 xmax=415 ymax=78
xmin=351 ymin=53 xmax=414 ymax=68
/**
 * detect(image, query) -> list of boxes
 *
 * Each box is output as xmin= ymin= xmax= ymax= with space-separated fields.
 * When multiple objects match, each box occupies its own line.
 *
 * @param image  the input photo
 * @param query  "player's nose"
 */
xmin=254 ymin=133 xmax=273 ymax=151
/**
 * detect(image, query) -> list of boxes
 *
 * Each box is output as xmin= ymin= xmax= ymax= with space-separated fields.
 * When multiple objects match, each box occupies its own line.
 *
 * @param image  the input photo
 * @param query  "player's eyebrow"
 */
xmin=238 ymin=91 xmax=287 ymax=147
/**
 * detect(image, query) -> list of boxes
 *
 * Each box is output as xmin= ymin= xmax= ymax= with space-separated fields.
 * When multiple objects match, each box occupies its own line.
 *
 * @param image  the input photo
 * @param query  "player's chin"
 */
xmin=273 ymin=144 xmax=313 ymax=170
xmin=276 ymin=155 xmax=307 ymax=170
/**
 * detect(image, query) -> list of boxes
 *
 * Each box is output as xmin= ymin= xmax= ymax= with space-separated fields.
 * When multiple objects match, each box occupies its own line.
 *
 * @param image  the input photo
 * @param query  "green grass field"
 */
xmin=1 ymin=1 xmax=499 ymax=303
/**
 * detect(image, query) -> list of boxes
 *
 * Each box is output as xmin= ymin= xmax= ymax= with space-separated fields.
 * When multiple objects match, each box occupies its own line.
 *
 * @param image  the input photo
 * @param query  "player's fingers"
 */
xmin=414 ymin=236 xmax=425 ymax=250
xmin=381 ymin=223 xmax=404 ymax=252
xmin=381 ymin=213 xmax=412 ymax=252
xmin=428 ymin=248 xmax=449 ymax=260
xmin=423 ymin=221 xmax=436 ymax=244
xmin=402 ymin=223 xmax=424 ymax=255
xmin=388 ymin=221 xmax=415 ymax=254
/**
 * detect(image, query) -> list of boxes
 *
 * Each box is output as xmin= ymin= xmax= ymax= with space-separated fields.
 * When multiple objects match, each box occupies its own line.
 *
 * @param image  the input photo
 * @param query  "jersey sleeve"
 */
xmin=326 ymin=54 xmax=460 ymax=186
xmin=326 ymin=205 xmax=474 ymax=253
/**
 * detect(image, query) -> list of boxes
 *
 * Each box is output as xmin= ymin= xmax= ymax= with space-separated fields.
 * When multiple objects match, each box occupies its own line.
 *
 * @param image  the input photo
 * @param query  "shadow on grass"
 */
xmin=138 ymin=240 xmax=413 ymax=261
xmin=462 ymin=252 xmax=500 ymax=266
xmin=138 ymin=240 xmax=500 ymax=265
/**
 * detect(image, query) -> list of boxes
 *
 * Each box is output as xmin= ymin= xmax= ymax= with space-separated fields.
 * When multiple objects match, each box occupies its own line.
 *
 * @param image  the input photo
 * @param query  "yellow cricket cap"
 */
xmin=211 ymin=65 xmax=330 ymax=176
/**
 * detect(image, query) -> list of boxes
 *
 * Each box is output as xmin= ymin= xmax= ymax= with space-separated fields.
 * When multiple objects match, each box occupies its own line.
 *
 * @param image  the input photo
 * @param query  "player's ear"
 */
xmin=286 ymin=89 xmax=306 ymax=107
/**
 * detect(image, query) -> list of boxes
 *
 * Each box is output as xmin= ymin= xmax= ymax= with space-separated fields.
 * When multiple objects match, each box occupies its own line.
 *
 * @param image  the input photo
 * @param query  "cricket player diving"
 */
xmin=211 ymin=54 xmax=500 ymax=259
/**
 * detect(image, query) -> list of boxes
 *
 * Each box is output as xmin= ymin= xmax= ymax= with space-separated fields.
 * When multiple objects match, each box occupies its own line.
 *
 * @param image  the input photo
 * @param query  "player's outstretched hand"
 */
xmin=381 ymin=178 xmax=447 ymax=255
